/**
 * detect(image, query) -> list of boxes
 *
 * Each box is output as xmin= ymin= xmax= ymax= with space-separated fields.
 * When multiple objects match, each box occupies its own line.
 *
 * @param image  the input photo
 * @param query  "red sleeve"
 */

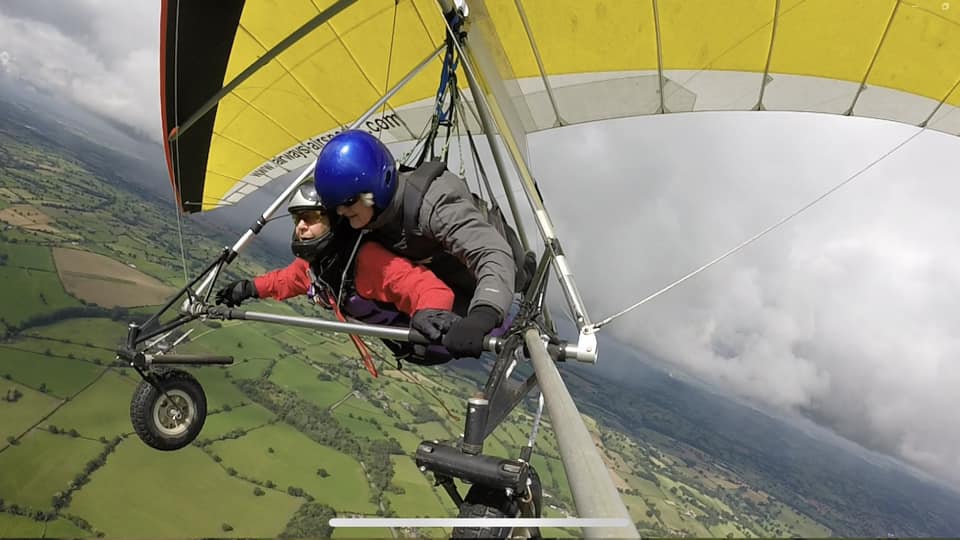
xmin=354 ymin=242 xmax=454 ymax=316
xmin=253 ymin=258 xmax=311 ymax=301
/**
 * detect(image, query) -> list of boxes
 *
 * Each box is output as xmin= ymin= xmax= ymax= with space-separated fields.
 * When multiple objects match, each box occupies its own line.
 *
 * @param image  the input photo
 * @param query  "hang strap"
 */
xmin=327 ymin=291 xmax=378 ymax=378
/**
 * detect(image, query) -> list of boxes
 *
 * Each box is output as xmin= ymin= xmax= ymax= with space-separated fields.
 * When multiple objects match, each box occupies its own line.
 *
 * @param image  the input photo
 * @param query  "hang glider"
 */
xmin=161 ymin=0 xmax=960 ymax=213
xmin=121 ymin=1 xmax=960 ymax=537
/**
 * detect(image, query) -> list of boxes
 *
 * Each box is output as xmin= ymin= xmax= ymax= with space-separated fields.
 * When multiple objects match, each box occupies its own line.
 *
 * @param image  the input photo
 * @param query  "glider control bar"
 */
xmin=203 ymin=306 xmax=577 ymax=361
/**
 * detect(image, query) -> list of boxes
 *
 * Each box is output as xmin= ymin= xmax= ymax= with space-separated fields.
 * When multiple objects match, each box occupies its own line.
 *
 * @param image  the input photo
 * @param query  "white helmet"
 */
xmin=288 ymin=180 xmax=332 ymax=261
xmin=288 ymin=180 xmax=324 ymax=214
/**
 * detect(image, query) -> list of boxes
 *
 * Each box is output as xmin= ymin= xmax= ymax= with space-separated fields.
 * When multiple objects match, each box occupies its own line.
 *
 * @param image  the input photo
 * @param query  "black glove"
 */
xmin=215 ymin=279 xmax=258 ymax=307
xmin=442 ymin=305 xmax=500 ymax=358
xmin=411 ymin=309 xmax=462 ymax=342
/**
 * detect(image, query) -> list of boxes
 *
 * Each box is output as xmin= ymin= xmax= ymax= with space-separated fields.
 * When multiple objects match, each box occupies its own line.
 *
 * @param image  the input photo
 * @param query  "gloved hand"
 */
xmin=411 ymin=309 xmax=461 ymax=342
xmin=442 ymin=305 xmax=500 ymax=358
xmin=215 ymin=279 xmax=258 ymax=307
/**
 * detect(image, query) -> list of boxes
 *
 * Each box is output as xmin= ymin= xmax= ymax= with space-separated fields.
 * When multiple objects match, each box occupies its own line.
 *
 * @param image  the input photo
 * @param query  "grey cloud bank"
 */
xmin=529 ymin=113 xmax=960 ymax=488
xmin=0 ymin=0 xmax=160 ymax=142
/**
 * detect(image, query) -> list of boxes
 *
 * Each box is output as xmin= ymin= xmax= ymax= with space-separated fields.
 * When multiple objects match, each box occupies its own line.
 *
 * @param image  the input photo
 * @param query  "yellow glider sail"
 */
xmin=161 ymin=0 xmax=960 ymax=213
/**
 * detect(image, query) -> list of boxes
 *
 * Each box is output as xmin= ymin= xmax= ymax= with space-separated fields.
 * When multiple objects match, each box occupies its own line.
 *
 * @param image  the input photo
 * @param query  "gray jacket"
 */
xmin=366 ymin=168 xmax=516 ymax=320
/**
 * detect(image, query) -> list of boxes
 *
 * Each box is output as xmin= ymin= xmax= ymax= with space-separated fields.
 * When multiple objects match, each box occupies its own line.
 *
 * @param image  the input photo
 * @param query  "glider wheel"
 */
xmin=453 ymin=484 xmax=519 ymax=539
xmin=452 ymin=467 xmax=542 ymax=539
xmin=130 ymin=368 xmax=207 ymax=451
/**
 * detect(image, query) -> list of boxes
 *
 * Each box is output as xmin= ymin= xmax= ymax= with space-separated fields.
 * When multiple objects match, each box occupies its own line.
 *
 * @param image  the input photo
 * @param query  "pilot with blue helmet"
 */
xmin=313 ymin=129 xmax=517 ymax=359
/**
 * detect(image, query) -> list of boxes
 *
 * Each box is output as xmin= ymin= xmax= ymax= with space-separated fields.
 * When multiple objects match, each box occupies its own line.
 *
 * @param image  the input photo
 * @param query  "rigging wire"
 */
xmin=590 ymin=125 xmax=928 ymax=332
xmin=337 ymin=229 xmax=367 ymax=310
xmin=454 ymin=93 xmax=466 ymax=179
xmin=456 ymin=95 xmax=486 ymax=197
xmin=377 ymin=1 xmax=399 ymax=142
xmin=170 ymin=3 xmax=190 ymax=287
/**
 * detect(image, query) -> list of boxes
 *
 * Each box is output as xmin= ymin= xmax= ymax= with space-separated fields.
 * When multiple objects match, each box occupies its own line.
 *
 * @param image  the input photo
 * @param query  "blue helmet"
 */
xmin=313 ymin=130 xmax=397 ymax=210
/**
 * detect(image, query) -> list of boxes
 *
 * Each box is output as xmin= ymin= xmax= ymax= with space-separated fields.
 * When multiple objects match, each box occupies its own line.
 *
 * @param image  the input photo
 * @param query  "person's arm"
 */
xmin=422 ymin=173 xmax=515 ymax=320
xmin=253 ymin=258 xmax=312 ymax=301
xmin=354 ymin=242 xmax=454 ymax=316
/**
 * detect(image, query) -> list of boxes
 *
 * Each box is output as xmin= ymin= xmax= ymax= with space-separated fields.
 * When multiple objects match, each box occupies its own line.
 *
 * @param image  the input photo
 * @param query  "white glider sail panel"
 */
xmin=482 ymin=0 xmax=960 ymax=130
xmin=162 ymin=0 xmax=960 ymax=214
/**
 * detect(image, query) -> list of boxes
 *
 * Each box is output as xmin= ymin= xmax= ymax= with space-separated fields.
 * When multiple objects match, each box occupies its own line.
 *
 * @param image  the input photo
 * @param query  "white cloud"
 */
xmin=528 ymin=112 xmax=960 ymax=487
xmin=0 ymin=1 xmax=160 ymax=140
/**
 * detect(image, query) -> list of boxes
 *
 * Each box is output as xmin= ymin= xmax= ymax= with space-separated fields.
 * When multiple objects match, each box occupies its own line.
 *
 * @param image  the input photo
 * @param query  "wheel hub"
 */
xmin=153 ymin=389 xmax=195 ymax=436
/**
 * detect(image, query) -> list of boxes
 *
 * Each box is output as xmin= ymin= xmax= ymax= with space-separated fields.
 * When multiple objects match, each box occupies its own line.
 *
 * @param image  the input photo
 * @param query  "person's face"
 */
xmin=336 ymin=197 xmax=374 ymax=229
xmin=293 ymin=209 xmax=330 ymax=240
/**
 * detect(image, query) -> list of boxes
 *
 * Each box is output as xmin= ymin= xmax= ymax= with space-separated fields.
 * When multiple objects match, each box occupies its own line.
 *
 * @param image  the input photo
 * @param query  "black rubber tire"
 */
xmin=130 ymin=368 xmax=206 ymax=451
xmin=452 ymin=483 xmax=519 ymax=538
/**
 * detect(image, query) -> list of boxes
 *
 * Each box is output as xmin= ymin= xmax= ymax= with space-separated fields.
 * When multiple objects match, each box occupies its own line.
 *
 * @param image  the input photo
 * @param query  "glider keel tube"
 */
xmin=524 ymin=328 xmax=638 ymax=539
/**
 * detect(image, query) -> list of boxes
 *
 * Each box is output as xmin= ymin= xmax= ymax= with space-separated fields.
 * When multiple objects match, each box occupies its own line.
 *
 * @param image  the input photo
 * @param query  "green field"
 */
xmin=26 ymin=317 xmax=126 ymax=349
xmin=270 ymin=357 xmax=353 ymax=409
xmin=201 ymin=403 xmax=276 ymax=440
xmin=532 ymin=453 xmax=572 ymax=505
xmin=0 ymin=429 xmax=103 ymax=511
xmin=776 ymin=503 xmax=833 ymax=537
xmin=491 ymin=418 xmax=528 ymax=447
xmin=0 ymin=347 xmax=104 ymax=398
xmin=337 ymin=395 xmax=384 ymax=416
xmin=378 ymin=425 xmax=422 ymax=454
xmin=482 ymin=429 xmax=524 ymax=459
xmin=208 ymin=423 xmax=377 ymax=514
xmin=411 ymin=420 xmax=454 ymax=443
xmin=0 ymin=242 xmax=54 ymax=270
xmin=188 ymin=367 xmax=249 ymax=410
xmin=334 ymin=409 xmax=387 ymax=440
xmin=278 ymin=326 xmax=333 ymax=347
xmin=377 ymin=382 xmax=420 ymax=424
xmin=69 ymin=440 xmax=302 ymax=537
xmin=5 ymin=337 xmax=112 ymax=363
xmin=99 ymin=237 xmax=185 ymax=285
xmin=215 ymin=356 xmax=272 ymax=380
xmin=620 ymin=491 xmax=650 ymax=517
xmin=385 ymin=455 xmax=456 ymax=518
xmin=40 ymin=370 xmax=137 ymax=439
xmin=302 ymin=338 xmax=363 ymax=363
xmin=0 ymin=265 xmax=81 ymax=326
xmin=183 ymin=320 xmax=289 ymax=361
xmin=0 ymin=513 xmax=87 ymax=537
xmin=0 ymin=380 xmax=61 ymax=442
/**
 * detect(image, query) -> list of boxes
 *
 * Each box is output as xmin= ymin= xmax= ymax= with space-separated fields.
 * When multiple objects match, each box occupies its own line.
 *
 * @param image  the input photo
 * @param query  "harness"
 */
xmin=401 ymin=161 xmax=534 ymax=293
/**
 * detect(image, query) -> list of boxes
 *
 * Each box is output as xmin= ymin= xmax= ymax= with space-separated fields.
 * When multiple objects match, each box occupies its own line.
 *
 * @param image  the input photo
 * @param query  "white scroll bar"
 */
xmin=329 ymin=518 xmax=632 ymax=528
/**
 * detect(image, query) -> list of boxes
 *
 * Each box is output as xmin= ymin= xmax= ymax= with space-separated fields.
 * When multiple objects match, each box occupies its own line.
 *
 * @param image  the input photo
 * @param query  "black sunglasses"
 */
xmin=339 ymin=195 xmax=360 ymax=207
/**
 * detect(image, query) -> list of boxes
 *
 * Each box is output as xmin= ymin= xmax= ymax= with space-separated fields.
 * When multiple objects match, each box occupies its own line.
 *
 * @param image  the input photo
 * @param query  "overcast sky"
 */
xmin=2 ymin=1 xmax=958 ymax=489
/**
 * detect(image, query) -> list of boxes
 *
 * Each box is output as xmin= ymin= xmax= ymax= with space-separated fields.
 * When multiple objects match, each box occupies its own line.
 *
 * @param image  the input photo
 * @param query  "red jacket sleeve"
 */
xmin=354 ymin=242 xmax=454 ymax=316
xmin=253 ymin=258 xmax=311 ymax=301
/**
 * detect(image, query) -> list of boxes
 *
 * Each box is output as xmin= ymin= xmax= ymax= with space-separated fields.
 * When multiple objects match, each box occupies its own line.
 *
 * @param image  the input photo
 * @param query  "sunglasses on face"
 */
xmin=291 ymin=210 xmax=326 ymax=225
xmin=339 ymin=195 xmax=361 ymax=208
